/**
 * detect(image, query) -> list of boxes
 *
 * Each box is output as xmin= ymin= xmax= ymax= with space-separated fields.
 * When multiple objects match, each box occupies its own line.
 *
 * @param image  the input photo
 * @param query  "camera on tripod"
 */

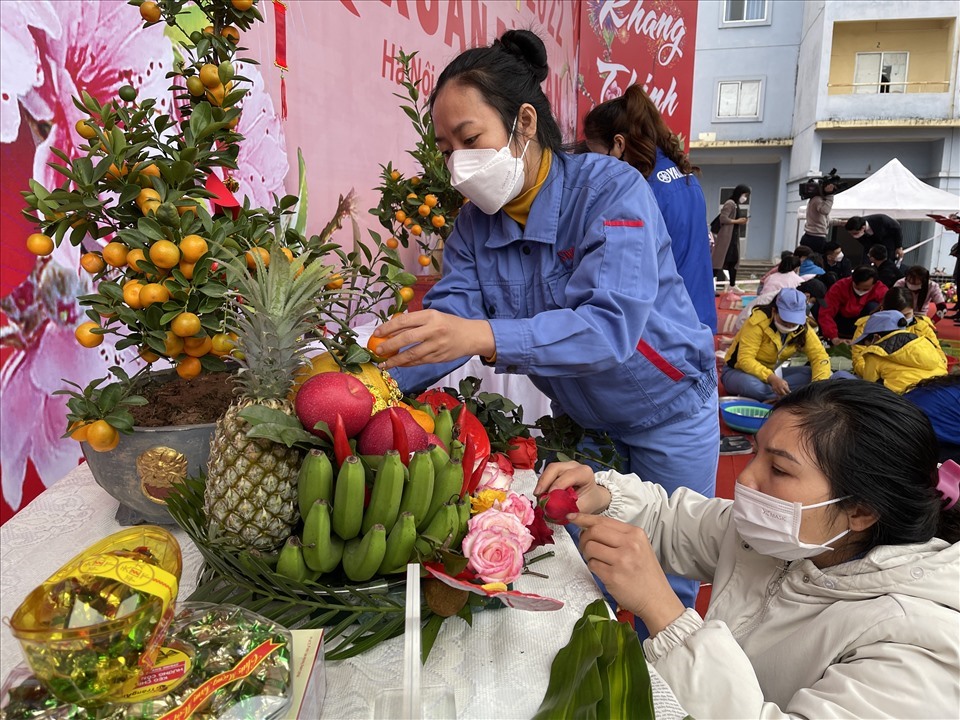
xmin=799 ymin=168 xmax=844 ymax=200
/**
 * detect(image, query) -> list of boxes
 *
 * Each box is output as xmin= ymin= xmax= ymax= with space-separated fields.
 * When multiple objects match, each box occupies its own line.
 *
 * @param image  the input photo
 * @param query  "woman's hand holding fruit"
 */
xmin=373 ymin=310 xmax=495 ymax=369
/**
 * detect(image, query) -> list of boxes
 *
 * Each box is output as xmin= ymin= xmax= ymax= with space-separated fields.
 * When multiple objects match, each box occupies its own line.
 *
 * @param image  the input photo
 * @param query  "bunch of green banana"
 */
xmin=275 ymin=433 xmax=485 ymax=583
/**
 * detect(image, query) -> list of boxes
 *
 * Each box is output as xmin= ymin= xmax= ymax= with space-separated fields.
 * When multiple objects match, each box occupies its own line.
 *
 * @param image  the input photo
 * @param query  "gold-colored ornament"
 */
xmin=137 ymin=447 xmax=188 ymax=504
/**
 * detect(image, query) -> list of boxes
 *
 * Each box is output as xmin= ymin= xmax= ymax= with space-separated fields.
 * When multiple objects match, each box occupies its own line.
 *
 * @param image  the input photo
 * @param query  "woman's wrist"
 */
xmin=594 ymin=471 xmax=622 ymax=517
xmin=472 ymin=319 xmax=496 ymax=358
xmin=637 ymin=593 xmax=686 ymax=638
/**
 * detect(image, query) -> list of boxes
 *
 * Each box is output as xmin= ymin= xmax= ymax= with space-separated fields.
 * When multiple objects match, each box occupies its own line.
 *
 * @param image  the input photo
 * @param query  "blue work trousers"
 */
xmin=721 ymin=365 xmax=812 ymax=403
xmin=567 ymin=391 xmax=719 ymax=639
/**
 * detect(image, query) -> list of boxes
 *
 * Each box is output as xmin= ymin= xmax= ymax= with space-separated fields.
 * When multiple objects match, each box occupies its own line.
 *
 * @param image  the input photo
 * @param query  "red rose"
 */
xmin=506 ymin=436 xmax=538 ymax=470
xmin=493 ymin=452 xmax=514 ymax=474
xmin=527 ymin=505 xmax=555 ymax=548
xmin=540 ymin=487 xmax=579 ymax=524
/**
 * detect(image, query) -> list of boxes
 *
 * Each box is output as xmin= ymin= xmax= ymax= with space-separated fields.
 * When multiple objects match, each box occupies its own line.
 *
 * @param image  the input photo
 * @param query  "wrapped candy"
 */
xmin=1 ymin=603 xmax=293 ymax=719
xmin=9 ymin=527 xmax=182 ymax=706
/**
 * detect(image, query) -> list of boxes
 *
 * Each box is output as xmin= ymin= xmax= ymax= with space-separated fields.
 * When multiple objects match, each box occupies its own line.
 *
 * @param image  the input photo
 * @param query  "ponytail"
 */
xmin=582 ymin=84 xmax=694 ymax=179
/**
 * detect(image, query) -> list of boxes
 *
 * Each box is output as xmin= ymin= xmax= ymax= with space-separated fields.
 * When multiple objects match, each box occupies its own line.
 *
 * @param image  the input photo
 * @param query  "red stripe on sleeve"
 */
xmin=604 ymin=219 xmax=645 ymax=227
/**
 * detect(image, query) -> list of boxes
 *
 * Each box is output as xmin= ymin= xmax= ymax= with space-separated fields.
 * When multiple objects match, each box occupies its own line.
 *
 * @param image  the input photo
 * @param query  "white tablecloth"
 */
xmin=1 ymin=464 xmax=685 ymax=719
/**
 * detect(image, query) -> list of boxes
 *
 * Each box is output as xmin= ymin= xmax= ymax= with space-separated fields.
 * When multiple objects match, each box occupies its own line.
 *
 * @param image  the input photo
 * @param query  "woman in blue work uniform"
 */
xmin=374 ymin=29 xmax=719 ymax=618
xmin=581 ymin=84 xmax=717 ymax=333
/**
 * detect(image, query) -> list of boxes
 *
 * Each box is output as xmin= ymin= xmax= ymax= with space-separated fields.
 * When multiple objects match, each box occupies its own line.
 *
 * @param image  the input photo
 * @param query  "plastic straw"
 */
xmin=402 ymin=563 xmax=421 ymax=719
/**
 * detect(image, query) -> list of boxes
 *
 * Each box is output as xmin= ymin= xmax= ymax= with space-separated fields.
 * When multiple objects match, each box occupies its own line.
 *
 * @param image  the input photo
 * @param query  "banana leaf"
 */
xmin=167 ymin=473 xmax=428 ymax=660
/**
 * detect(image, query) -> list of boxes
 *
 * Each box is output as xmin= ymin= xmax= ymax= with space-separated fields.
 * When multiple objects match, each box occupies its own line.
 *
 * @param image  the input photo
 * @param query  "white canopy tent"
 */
xmin=797 ymin=158 xmax=959 ymax=269
xmin=826 ymin=158 xmax=959 ymax=220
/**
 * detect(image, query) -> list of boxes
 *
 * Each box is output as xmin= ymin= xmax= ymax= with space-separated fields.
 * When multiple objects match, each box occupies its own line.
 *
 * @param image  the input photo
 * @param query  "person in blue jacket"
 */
xmin=372 ymin=29 xmax=719 ymax=621
xmin=581 ymin=84 xmax=717 ymax=333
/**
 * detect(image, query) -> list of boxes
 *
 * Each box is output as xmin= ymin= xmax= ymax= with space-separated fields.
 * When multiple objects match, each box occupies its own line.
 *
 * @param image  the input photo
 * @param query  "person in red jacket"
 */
xmin=819 ymin=265 xmax=888 ymax=344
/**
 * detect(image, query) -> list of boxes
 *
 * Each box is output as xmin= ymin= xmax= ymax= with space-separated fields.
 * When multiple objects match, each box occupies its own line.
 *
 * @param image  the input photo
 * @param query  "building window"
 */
xmin=717 ymin=80 xmax=762 ymax=119
xmin=720 ymin=188 xmax=750 ymax=243
xmin=724 ymin=0 xmax=767 ymax=23
xmin=854 ymin=52 xmax=908 ymax=94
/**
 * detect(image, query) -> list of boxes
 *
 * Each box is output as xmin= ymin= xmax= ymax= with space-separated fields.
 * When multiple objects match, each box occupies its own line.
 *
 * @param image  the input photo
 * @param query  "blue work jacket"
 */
xmin=391 ymin=152 xmax=717 ymax=436
xmin=647 ymin=149 xmax=717 ymax=333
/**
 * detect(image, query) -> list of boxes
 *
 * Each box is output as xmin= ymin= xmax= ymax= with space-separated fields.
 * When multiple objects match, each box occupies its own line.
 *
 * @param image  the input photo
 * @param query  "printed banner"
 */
xmin=576 ymin=0 xmax=698 ymax=143
xmin=0 ymin=0 xmax=580 ymax=520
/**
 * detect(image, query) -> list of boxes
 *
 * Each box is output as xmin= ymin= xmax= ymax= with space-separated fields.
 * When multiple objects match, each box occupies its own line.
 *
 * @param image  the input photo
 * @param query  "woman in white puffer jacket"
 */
xmin=536 ymin=379 xmax=959 ymax=719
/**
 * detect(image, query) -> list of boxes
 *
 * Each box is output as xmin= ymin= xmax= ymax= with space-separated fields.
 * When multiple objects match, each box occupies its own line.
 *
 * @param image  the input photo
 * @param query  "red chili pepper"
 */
xmin=388 ymin=407 xmax=410 ymax=465
xmin=333 ymin=414 xmax=351 ymax=467
xmin=466 ymin=452 xmax=488 ymax=496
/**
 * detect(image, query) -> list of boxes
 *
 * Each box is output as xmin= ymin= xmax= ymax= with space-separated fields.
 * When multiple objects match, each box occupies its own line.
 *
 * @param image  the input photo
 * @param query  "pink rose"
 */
xmin=494 ymin=491 xmax=535 ymax=527
xmin=506 ymin=436 xmax=538 ymax=470
xmin=476 ymin=457 xmax=514 ymax=492
xmin=540 ymin=487 xmax=580 ymax=524
xmin=462 ymin=511 xmax=534 ymax=584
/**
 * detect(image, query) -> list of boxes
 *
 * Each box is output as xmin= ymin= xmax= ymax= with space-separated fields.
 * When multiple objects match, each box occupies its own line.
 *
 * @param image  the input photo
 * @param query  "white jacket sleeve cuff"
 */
xmin=593 ymin=470 xmax=624 ymax=518
xmin=642 ymin=608 xmax=704 ymax=662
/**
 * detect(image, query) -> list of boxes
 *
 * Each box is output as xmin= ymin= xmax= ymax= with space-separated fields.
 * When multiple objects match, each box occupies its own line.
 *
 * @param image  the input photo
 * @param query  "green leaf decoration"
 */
xmin=238 ymin=404 xmax=303 ymax=427
xmin=533 ymin=599 xmax=654 ymax=720
xmin=244 ymin=422 xmax=318 ymax=447
xmin=421 ymin=613 xmax=445 ymax=664
xmin=166 ymin=473 xmax=426 ymax=661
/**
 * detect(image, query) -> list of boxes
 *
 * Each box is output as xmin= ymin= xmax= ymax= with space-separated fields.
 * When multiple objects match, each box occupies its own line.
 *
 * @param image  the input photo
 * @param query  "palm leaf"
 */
xmin=167 ymin=473 xmax=425 ymax=660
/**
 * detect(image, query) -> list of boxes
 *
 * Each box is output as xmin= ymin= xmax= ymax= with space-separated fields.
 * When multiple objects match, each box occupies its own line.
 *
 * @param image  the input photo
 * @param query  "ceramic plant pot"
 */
xmin=81 ymin=370 xmax=220 ymax=525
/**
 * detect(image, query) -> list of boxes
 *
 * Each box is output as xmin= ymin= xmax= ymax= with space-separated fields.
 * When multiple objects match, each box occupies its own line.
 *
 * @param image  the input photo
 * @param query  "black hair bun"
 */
xmin=498 ymin=29 xmax=549 ymax=83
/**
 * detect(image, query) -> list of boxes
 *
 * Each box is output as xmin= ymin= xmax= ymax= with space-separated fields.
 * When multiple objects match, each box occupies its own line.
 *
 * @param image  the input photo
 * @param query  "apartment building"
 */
xmin=688 ymin=0 xmax=959 ymax=272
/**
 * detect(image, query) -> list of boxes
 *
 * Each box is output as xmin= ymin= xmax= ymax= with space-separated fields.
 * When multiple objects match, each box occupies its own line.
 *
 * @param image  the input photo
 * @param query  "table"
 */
xmin=1 ymin=464 xmax=685 ymax=719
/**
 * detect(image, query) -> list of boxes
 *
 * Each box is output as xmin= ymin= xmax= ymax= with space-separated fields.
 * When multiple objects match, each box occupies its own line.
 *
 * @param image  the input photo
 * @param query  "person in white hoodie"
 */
xmin=536 ymin=379 xmax=959 ymax=719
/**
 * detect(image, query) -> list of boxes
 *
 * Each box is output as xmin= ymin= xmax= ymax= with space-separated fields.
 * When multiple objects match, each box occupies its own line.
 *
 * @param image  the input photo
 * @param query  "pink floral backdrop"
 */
xmin=0 ymin=0 xmax=586 ymax=521
xmin=0 ymin=0 xmax=287 ymax=521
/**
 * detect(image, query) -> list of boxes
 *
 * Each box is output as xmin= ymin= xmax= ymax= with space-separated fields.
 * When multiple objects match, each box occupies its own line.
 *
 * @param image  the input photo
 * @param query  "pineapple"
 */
xmin=204 ymin=245 xmax=331 ymax=551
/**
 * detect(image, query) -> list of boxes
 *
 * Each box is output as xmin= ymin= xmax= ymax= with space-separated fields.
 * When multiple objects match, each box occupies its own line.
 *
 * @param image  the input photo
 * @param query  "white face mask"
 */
xmin=774 ymin=319 xmax=800 ymax=334
xmin=733 ymin=484 xmax=850 ymax=561
xmin=906 ymin=282 xmax=922 ymax=291
xmin=830 ymin=252 xmax=844 ymax=263
xmin=447 ymin=117 xmax=531 ymax=215
xmin=853 ymin=287 xmax=870 ymax=297
xmin=739 ymin=195 xmax=748 ymax=203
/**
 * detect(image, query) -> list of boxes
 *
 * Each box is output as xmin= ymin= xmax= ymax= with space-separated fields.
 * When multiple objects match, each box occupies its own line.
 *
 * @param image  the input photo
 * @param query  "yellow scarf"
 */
xmin=503 ymin=148 xmax=552 ymax=227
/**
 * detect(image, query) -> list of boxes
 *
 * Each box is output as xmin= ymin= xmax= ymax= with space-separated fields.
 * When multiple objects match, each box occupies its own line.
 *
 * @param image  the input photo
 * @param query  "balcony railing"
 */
xmin=828 ymin=80 xmax=951 ymax=95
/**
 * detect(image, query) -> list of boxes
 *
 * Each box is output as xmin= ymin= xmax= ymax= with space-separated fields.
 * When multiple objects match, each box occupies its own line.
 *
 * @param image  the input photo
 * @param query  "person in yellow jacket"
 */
xmin=722 ymin=288 xmax=831 ymax=402
xmin=851 ymin=287 xmax=945 ymax=376
xmin=852 ymin=310 xmax=947 ymax=393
